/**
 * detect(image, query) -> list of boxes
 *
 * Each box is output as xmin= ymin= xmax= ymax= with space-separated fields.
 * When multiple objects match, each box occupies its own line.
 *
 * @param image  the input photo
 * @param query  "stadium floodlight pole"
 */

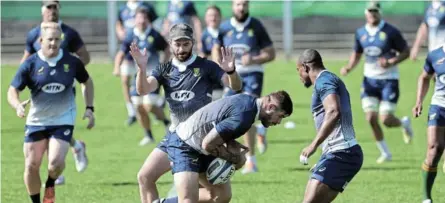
xmin=283 ymin=0 xmax=293 ymax=61
xmin=107 ymin=0 xmax=118 ymax=59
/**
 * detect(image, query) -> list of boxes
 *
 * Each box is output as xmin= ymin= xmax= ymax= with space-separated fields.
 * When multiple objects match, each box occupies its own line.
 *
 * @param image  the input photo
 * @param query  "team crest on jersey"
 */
xmin=147 ymin=36 xmax=154 ymax=44
xmin=227 ymin=30 xmax=233 ymax=37
xmin=64 ymin=64 xmax=70 ymax=72
xmin=379 ymin=32 xmax=386 ymax=41
xmin=38 ymin=66 xmax=44 ymax=75
xmin=248 ymin=29 xmax=254 ymax=37
xmin=436 ymin=57 xmax=445 ymax=65
xmin=360 ymin=35 xmax=367 ymax=42
xmin=193 ymin=68 xmax=200 ymax=77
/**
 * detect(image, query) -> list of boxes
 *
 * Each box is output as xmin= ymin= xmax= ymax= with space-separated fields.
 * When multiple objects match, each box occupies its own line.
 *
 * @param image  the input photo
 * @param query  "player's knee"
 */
xmin=214 ymin=189 xmax=232 ymax=203
xmin=48 ymin=159 xmax=65 ymax=174
xmin=427 ymin=142 xmax=443 ymax=159
xmin=381 ymin=116 xmax=394 ymax=127
xmin=365 ymin=113 xmax=378 ymax=125
xmin=24 ymin=160 xmax=41 ymax=173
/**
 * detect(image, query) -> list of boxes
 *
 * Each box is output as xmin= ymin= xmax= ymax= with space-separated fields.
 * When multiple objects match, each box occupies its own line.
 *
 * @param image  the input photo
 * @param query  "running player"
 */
xmin=160 ymin=91 xmax=293 ymax=203
xmin=7 ymin=22 xmax=95 ymax=203
xmin=297 ymin=49 xmax=363 ymax=203
xmin=20 ymin=0 xmax=90 ymax=184
xmin=114 ymin=7 xmax=170 ymax=146
xmin=115 ymin=0 xmax=158 ymax=126
xmin=340 ymin=1 xmax=413 ymax=164
xmin=413 ymin=45 xmax=445 ymax=203
xmin=201 ymin=5 xmax=224 ymax=100
xmin=132 ymin=23 xmax=242 ymax=203
xmin=162 ymin=0 xmax=203 ymax=51
xmin=410 ymin=0 xmax=445 ymax=60
xmin=212 ymin=0 xmax=276 ymax=173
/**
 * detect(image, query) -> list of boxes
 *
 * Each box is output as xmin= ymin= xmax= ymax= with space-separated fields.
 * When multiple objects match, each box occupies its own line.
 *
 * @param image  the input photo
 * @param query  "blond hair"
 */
xmin=40 ymin=22 xmax=61 ymax=37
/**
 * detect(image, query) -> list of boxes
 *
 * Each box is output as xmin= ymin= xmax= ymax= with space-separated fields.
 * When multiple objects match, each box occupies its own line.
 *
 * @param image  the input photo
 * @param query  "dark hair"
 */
xmin=206 ymin=5 xmax=221 ymax=16
xmin=135 ymin=7 xmax=152 ymax=22
xmin=298 ymin=49 xmax=323 ymax=68
xmin=269 ymin=90 xmax=293 ymax=116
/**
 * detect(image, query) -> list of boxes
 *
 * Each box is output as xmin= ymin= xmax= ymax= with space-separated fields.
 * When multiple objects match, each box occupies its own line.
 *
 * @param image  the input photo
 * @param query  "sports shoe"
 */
xmin=376 ymin=154 xmax=392 ymax=164
xmin=422 ymin=199 xmax=432 ymax=203
xmin=401 ymin=116 xmax=414 ymax=144
xmin=73 ymin=140 xmax=88 ymax=172
xmin=139 ymin=136 xmax=155 ymax=146
xmin=55 ymin=175 xmax=65 ymax=185
xmin=43 ymin=186 xmax=55 ymax=203
xmin=241 ymin=161 xmax=258 ymax=174
xmin=126 ymin=116 xmax=137 ymax=126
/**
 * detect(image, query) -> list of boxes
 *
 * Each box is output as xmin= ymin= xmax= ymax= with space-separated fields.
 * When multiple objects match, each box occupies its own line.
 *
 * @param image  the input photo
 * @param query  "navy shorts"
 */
xmin=156 ymin=131 xmax=172 ymax=153
xmin=428 ymin=105 xmax=445 ymax=126
xmin=167 ymin=132 xmax=215 ymax=174
xmin=24 ymin=125 xmax=74 ymax=143
xmin=310 ymin=145 xmax=363 ymax=192
xmin=225 ymin=72 xmax=263 ymax=97
xmin=360 ymin=77 xmax=399 ymax=103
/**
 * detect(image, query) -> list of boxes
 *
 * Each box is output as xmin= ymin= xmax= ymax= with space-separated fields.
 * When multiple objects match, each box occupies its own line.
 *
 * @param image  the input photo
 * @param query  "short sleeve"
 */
xmin=255 ymin=21 xmax=273 ymax=49
xmin=11 ymin=62 xmax=30 ymax=91
xmin=120 ymin=33 xmax=133 ymax=54
xmin=200 ymin=34 xmax=209 ymax=54
xmin=215 ymin=111 xmax=256 ymax=142
xmin=68 ymin=29 xmax=85 ymax=53
xmin=390 ymin=29 xmax=408 ymax=52
xmin=207 ymin=62 xmax=225 ymax=85
xmin=117 ymin=7 xmax=124 ymax=23
xmin=423 ymin=54 xmax=435 ymax=75
xmin=25 ymin=30 xmax=37 ymax=54
xmin=75 ymin=59 xmax=90 ymax=83
xmin=353 ymin=30 xmax=363 ymax=53
xmin=316 ymin=75 xmax=339 ymax=101
xmin=151 ymin=64 xmax=164 ymax=85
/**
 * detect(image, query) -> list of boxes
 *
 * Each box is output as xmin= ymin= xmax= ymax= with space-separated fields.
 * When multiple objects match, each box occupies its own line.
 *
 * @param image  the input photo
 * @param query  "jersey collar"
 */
xmin=206 ymin=27 xmax=219 ymax=38
xmin=315 ymin=69 xmax=328 ymax=83
xmin=37 ymin=49 xmax=64 ymax=67
xmin=134 ymin=26 xmax=152 ymax=39
xmin=172 ymin=54 xmax=197 ymax=72
xmin=255 ymin=98 xmax=262 ymax=120
xmin=230 ymin=16 xmax=251 ymax=32
xmin=365 ymin=20 xmax=385 ymax=36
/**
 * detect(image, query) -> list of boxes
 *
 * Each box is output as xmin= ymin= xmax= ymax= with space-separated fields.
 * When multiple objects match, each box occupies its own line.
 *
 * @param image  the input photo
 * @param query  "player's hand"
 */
xmin=301 ymin=143 xmax=317 ymax=160
xmin=241 ymin=53 xmax=253 ymax=66
xmin=340 ymin=66 xmax=350 ymax=76
xmin=378 ymin=57 xmax=392 ymax=68
xmin=83 ymin=109 xmax=95 ymax=130
xmin=218 ymin=47 xmax=236 ymax=73
xmin=15 ymin=99 xmax=30 ymax=118
xmin=410 ymin=47 xmax=419 ymax=61
xmin=413 ymin=103 xmax=423 ymax=118
xmin=112 ymin=66 xmax=120 ymax=77
xmin=226 ymin=141 xmax=249 ymax=170
xmin=129 ymin=42 xmax=148 ymax=72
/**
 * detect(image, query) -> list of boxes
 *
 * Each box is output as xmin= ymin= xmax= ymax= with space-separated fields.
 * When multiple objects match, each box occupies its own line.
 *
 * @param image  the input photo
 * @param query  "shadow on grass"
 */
xmin=106 ymin=181 xmax=172 ymax=187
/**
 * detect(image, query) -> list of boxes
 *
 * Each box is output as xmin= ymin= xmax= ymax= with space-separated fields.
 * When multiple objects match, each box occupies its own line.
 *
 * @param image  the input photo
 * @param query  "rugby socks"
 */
xmin=45 ymin=176 xmax=56 ymax=188
xmin=256 ymin=124 xmax=267 ymax=137
xmin=247 ymin=155 xmax=257 ymax=165
xmin=422 ymin=163 xmax=437 ymax=200
xmin=376 ymin=140 xmax=391 ymax=156
xmin=126 ymin=102 xmax=136 ymax=117
xmin=30 ymin=193 xmax=40 ymax=203
xmin=145 ymin=129 xmax=154 ymax=140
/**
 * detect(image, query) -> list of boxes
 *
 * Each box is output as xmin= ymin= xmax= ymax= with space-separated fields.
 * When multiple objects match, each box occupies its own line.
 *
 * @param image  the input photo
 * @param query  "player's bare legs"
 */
xmin=422 ymin=126 xmax=445 ymax=203
xmin=303 ymin=179 xmax=339 ymax=203
xmin=43 ymin=138 xmax=70 ymax=203
xmin=138 ymin=148 xmax=171 ymax=203
xmin=242 ymin=126 xmax=258 ymax=174
xmin=136 ymin=104 xmax=155 ymax=146
xmin=174 ymin=172 xmax=199 ymax=203
xmin=380 ymin=113 xmax=413 ymax=144
xmin=121 ymin=73 xmax=136 ymax=125
xmin=24 ymin=139 xmax=48 ymax=199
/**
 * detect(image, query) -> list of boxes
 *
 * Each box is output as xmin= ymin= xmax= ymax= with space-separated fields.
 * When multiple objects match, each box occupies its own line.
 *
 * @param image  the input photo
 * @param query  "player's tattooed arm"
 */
xmin=202 ymin=128 xmax=246 ymax=169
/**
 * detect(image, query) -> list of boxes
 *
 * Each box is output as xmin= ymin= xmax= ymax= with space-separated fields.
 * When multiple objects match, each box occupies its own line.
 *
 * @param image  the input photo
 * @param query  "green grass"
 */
xmin=1 ymin=58 xmax=444 ymax=203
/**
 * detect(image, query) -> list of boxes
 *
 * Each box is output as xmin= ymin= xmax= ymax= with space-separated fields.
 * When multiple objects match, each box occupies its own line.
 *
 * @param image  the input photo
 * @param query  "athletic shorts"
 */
xmin=360 ymin=77 xmax=399 ymax=114
xmin=24 ymin=125 xmax=74 ymax=143
xmin=167 ymin=132 xmax=215 ymax=174
xmin=120 ymin=61 xmax=137 ymax=76
xmin=428 ymin=105 xmax=445 ymax=126
xmin=225 ymin=72 xmax=263 ymax=97
xmin=156 ymin=131 xmax=172 ymax=153
xmin=310 ymin=145 xmax=363 ymax=192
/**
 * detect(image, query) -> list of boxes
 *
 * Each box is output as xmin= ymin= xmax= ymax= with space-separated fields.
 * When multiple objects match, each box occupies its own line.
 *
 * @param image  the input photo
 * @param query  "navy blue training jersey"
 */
xmin=311 ymin=70 xmax=357 ymax=154
xmin=353 ymin=20 xmax=408 ymax=80
xmin=201 ymin=27 xmax=219 ymax=56
xmin=215 ymin=17 xmax=273 ymax=74
xmin=11 ymin=50 xmax=89 ymax=126
xmin=151 ymin=55 xmax=225 ymax=130
xmin=166 ymin=0 xmax=197 ymax=25
xmin=25 ymin=22 xmax=84 ymax=55
xmin=121 ymin=27 xmax=167 ymax=68
xmin=176 ymin=94 xmax=259 ymax=154
xmin=424 ymin=45 xmax=445 ymax=107
xmin=118 ymin=1 xmax=158 ymax=31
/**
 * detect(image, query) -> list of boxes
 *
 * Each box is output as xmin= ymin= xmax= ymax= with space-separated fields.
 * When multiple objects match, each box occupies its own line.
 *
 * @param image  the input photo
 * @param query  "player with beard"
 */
xmin=132 ymin=23 xmax=242 ymax=203
xmin=212 ymin=0 xmax=276 ymax=174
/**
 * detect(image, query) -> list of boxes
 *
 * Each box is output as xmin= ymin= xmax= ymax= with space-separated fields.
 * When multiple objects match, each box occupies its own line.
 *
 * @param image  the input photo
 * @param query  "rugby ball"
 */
xmin=206 ymin=158 xmax=236 ymax=185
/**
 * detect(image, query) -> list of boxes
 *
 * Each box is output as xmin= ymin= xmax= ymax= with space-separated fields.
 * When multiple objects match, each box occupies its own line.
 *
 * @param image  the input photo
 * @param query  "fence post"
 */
xmin=107 ymin=0 xmax=118 ymax=59
xmin=283 ymin=0 xmax=293 ymax=60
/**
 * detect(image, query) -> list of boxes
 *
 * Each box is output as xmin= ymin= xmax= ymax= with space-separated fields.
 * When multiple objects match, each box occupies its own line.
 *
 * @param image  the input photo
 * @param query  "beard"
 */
xmin=174 ymin=50 xmax=192 ymax=62
xmin=259 ymin=114 xmax=271 ymax=128
xmin=233 ymin=11 xmax=249 ymax=22
xmin=304 ymin=80 xmax=312 ymax=88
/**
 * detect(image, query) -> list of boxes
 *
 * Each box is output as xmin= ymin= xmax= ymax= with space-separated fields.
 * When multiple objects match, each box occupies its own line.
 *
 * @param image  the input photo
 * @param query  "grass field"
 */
xmin=1 ymin=57 xmax=445 ymax=203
